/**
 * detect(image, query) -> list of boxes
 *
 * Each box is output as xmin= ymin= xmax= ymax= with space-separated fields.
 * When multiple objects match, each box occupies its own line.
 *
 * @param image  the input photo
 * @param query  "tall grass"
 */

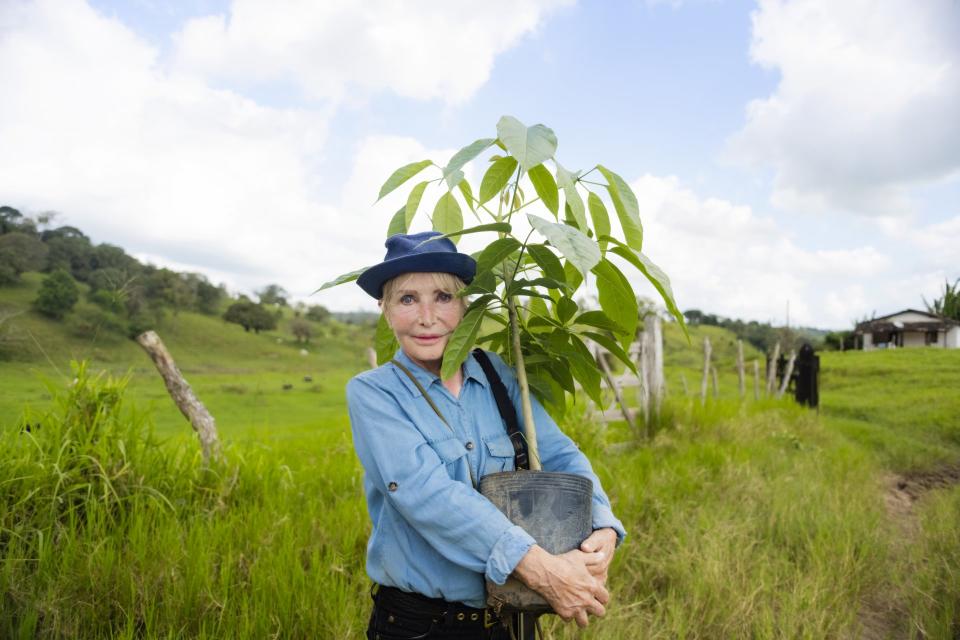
xmin=2 ymin=349 xmax=958 ymax=637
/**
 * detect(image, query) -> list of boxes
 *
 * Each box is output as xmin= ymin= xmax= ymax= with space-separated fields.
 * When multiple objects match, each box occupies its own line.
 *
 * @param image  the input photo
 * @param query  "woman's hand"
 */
xmin=513 ymin=545 xmax=609 ymax=628
xmin=579 ymin=528 xmax=618 ymax=583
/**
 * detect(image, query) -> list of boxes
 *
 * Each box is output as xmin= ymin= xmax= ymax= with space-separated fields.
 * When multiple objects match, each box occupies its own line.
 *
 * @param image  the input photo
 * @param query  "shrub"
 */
xmin=223 ymin=301 xmax=277 ymax=333
xmin=34 ymin=269 xmax=79 ymax=319
xmin=66 ymin=305 xmax=127 ymax=340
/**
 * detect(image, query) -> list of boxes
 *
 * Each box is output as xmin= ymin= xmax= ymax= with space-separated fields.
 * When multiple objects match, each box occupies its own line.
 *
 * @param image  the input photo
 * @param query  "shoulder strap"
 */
xmin=390 ymin=359 xmax=449 ymax=427
xmin=471 ymin=349 xmax=530 ymax=471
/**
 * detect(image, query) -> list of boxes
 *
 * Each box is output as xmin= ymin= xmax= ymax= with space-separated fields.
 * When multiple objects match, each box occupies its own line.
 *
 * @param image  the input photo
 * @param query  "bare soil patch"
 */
xmin=860 ymin=464 xmax=960 ymax=640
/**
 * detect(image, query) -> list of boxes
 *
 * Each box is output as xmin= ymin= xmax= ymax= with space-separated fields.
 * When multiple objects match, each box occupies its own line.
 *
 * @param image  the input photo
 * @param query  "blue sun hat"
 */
xmin=356 ymin=231 xmax=476 ymax=299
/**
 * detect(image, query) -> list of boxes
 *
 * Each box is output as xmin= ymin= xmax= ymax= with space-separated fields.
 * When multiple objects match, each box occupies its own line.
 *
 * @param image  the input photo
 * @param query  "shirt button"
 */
xmin=465 ymin=441 xmax=475 ymax=450
xmin=387 ymin=482 xmax=398 ymax=491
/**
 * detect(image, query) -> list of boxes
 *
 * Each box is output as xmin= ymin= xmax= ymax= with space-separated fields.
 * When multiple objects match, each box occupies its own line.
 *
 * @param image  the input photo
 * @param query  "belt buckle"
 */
xmin=483 ymin=609 xmax=497 ymax=629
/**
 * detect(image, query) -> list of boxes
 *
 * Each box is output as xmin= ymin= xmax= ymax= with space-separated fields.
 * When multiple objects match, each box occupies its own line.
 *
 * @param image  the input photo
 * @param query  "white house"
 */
xmin=854 ymin=309 xmax=960 ymax=350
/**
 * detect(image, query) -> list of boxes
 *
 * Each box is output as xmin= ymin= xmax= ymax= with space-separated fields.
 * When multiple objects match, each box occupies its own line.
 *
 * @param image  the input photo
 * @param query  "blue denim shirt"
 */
xmin=346 ymin=348 xmax=626 ymax=608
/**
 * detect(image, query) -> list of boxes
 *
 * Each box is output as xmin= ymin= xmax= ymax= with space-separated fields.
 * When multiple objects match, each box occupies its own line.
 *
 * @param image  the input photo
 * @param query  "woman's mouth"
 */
xmin=412 ymin=334 xmax=443 ymax=343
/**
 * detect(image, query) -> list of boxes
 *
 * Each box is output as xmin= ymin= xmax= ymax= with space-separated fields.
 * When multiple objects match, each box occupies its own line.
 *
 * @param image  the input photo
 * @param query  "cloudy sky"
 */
xmin=2 ymin=0 xmax=958 ymax=329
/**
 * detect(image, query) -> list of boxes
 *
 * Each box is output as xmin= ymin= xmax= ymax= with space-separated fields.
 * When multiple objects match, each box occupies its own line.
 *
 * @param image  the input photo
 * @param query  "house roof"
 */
xmin=854 ymin=308 xmax=959 ymax=333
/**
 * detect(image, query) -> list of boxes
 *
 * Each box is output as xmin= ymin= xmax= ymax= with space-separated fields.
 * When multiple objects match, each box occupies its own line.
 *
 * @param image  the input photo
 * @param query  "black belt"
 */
xmin=372 ymin=584 xmax=501 ymax=629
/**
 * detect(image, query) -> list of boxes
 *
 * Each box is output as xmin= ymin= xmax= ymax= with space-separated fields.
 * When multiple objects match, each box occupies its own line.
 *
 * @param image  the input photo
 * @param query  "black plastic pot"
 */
xmin=479 ymin=470 xmax=593 ymax=613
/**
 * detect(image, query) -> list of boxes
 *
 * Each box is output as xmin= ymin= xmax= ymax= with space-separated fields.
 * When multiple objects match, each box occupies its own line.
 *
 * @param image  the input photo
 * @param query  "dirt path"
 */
xmin=859 ymin=464 xmax=960 ymax=640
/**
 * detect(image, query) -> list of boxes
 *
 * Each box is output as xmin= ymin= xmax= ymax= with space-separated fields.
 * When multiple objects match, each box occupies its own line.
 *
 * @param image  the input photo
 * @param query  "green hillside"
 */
xmin=1 ymin=272 xmax=372 ymax=435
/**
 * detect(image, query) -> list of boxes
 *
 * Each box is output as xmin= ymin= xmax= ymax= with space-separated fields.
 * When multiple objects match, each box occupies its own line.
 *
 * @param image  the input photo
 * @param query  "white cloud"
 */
xmin=626 ymin=175 xmax=892 ymax=328
xmin=172 ymin=0 xmax=572 ymax=104
xmin=0 ymin=0 xmax=550 ymax=312
xmin=729 ymin=0 xmax=960 ymax=216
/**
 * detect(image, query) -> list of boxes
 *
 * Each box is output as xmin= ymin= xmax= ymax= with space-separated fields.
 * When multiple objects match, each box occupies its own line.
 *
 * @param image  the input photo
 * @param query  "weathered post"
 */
xmin=700 ymin=337 xmax=712 ymax=405
xmin=776 ymin=350 xmax=797 ymax=399
xmin=367 ymin=347 xmax=377 ymax=369
xmin=595 ymin=344 xmax=638 ymax=436
xmin=753 ymin=359 xmax=760 ymax=400
xmin=644 ymin=314 xmax=665 ymax=426
xmin=711 ymin=366 xmax=719 ymax=398
xmin=136 ymin=330 xmax=221 ymax=464
xmin=765 ymin=341 xmax=781 ymax=396
xmin=736 ymin=339 xmax=745 ymax=399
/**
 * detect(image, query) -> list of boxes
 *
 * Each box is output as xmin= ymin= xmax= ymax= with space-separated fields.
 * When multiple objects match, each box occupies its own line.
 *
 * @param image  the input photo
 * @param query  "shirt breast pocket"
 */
xmin=428 ymin=437 xmax=468 ymax=480
xmin=481 ymin=433 xmax=516 ymax=476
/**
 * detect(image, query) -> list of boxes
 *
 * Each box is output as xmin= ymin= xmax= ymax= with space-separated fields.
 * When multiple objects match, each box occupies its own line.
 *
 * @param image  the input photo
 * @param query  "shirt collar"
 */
xmin=390 ymin=348 xmax=487 ymax=398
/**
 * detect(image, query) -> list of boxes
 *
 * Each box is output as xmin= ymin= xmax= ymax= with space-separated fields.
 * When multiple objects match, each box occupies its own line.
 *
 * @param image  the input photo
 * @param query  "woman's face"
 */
xmin=382 ymin=272 xmax=464 ymax=375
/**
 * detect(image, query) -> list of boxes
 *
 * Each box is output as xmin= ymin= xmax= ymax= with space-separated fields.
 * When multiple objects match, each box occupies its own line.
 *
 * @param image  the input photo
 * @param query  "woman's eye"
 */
xmin=399 ymin=294 xmax=415 ymax=304
xmin=437 ymin=292 xmax=453 ymax=303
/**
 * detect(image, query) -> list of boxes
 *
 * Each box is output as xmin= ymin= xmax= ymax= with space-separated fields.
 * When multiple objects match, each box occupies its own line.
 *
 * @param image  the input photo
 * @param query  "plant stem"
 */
xmin=507 ymin=296 xmax=541 ymax=471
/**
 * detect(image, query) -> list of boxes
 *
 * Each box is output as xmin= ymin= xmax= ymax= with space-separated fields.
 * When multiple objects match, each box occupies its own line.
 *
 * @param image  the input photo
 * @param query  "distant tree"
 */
xmin=924 ymin=278 xmax=960 ymax=321
xmin=223 ymin=301 xmax=277 ymax=333
xmin=0 ymin=232 xmax=49 ymax=284
xmin=43 ymin=227 xmax=93 ymax=281
xmin=194 ymin=277 xmax=224 ymax=315
xmin=823 ymin=330 xmax=854 ymax=351
xmin=290 ymin=317 xmax=313 ymax=343
xmin=257 ymin=284 xmax=289 ymax=307
xmin=305 ymin=304 xmax=330 ymax=323
xmin=683 ymin=309 xmax=704 ymax=325
xmin=0 ymin=206 xmax=24 ymax=234
xmin=34 ymin=269 xmax=79 ymax=319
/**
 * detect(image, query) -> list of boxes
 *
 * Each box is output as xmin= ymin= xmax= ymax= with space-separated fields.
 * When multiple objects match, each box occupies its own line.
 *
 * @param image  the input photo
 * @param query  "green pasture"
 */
xmin=1 ymin=287 xmax=959 ymax=637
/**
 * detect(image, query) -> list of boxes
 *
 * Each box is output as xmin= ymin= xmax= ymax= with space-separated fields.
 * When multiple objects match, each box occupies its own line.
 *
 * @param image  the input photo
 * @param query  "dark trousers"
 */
xmin=367 ymin=585 xmax=537 ymax=640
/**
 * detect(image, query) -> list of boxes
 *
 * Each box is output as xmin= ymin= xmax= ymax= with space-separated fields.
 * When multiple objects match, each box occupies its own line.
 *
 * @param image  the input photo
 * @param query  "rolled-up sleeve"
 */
xmin=347 ymin=377 xmax=536 ymax=583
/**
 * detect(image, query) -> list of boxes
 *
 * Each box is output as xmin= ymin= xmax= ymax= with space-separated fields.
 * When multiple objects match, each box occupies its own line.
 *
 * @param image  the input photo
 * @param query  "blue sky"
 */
xmin=2 ymin=0 xmax=958 ymax=329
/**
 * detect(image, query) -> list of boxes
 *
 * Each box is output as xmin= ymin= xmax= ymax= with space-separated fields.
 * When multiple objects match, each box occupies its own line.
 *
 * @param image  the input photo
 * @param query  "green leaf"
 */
xmin=574 ymin=310 xmax=625 ymax=333
xmin=581 ymin=331 xmax=638 ymax=376
xmin=479 ymin=156 xmax=519 ymax=205
xmin=556 ymin=162 xmax=587 ymax=231
xmin=375 ymin=314 xmax=398 ymax=365
xmin=587 ymin=192 xmax=611 ymax=251
xmin=443 ymin=138 xmax=495 ymax=189
xmin=565 ymin=335 xmax=603 ymax=405
xmin=432 ymin=192 xmax=463 ymax=240
xmin=496 ymin=115 xmax=558 ymax=174
xmin=460 ymin=270 xmax=497 ymax=296
xmin=606 ymin=240 xmax=686 ymax=333
xmin=377 ymin=160 xmax=432 ymax=202
xmin=312 ymin=266 xmax=368 ymax=294
xmin=556 ymin=296 xmax=578 ymax=325
xmin=441 ymin=305 xmax=486 ymax=380
xmin=592 ymin=258 xmax=639 ymax=347
xmin=405 ymin=181 xmax=429 ymax=229
xmin=508 ymin=277 xmax=568 ymax=295
xmin=528 ymin=164 xmax=559 ymax=216
xmin=526 ymin=244 xmax=565 ymax=284
xmin=527 ymin=214 xmax=601 ymax=276
xmin=527 ymin=296 xmax=550 ymax=322
xmin=427 ymin=222 xmax=511 ymax=244
xmin=597 ymin=165 xmax=643 ymax=251
xmin=458 ymin=180 xmax=476 ymax=213
xmin=477 ymin=237 xmax=521 ymax=273
xmin=563 ymin=260 xmax=583 ymax=291
xmin=387 ymin=206 xmax=407 ymax=237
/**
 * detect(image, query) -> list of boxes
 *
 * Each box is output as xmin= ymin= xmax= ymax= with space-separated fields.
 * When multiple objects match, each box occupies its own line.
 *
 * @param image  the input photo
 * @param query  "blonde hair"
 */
xmin=381 ymin=272 xmax=467 ymax=310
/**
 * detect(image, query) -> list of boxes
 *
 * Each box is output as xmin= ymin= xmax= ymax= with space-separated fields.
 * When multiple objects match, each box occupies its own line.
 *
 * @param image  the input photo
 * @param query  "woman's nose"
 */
xmin=417 ymin=301 xmax=436 ymax=324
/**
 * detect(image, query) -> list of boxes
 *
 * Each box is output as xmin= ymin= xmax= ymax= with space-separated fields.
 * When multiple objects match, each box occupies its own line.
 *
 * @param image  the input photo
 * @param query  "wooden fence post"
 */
xmin=765 ymin=341 xmax=781 ymax=396
xmin=367 ymin=347 xmax=377 ymax=369
xmin=776 ymin=350 xmax=797 ymax=399
xmin=711 ymin=366 xmax=719 ymax=398
xmin=136 ymin=330 xmax=221 ymax=464
xmin=753 ymin=359 xmax=760 ymax=400
xmin=643 ymin=314 xmax=664 ymax=428
xmin=700 ymin=337 xmax=712 ymax=405
xmin=736 ymin=339 xmax=745 ymax=399
xmin=595 ymin=344 xmax=639 ymax=436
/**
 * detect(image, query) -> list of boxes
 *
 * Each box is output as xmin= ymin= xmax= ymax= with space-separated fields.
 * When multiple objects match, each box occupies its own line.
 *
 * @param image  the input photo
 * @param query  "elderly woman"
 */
xmin=347 ymin=232 xmax=626 ymax=640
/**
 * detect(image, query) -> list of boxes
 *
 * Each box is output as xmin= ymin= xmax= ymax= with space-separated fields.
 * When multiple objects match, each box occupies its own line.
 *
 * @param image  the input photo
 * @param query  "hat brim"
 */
xmin=357 ymin=252 xmax=476 ymax=299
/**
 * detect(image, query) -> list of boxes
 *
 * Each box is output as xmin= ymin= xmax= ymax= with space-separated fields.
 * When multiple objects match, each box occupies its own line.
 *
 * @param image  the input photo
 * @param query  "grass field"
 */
xmin=1 ymin=281 xmax=959 ymax=638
